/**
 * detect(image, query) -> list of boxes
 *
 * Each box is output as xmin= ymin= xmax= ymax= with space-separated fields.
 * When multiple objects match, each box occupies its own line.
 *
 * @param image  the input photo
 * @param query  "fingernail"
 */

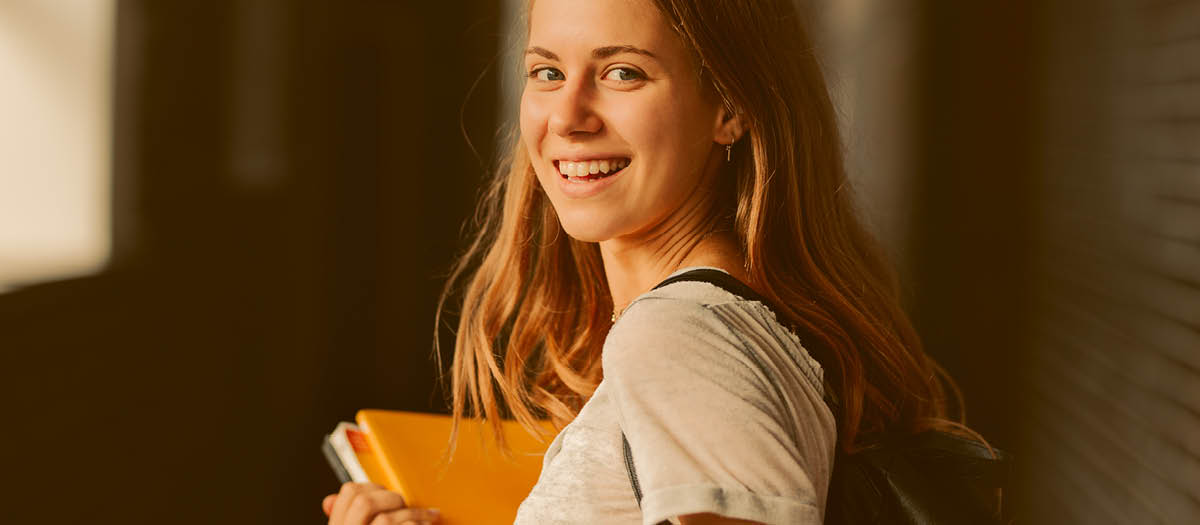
xmin=430 ymin=508 xmax=441 ymax=515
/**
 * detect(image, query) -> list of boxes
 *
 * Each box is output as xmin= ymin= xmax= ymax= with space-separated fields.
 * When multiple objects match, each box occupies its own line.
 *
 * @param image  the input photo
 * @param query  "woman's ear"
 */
xmin=713 ymin=103 xmax=746 ymax=146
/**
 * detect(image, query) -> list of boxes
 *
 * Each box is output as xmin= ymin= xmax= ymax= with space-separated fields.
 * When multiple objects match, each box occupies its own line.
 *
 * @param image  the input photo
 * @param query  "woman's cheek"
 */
xmin=518 ymin=94 xmax=543 ymax=141
xmin=523 ymin=105 xmax=557 ymax=162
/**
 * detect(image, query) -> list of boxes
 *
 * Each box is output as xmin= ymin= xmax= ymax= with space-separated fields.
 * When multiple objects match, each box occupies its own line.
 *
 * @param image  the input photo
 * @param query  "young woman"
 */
xmin=323 ymin=0 xmax=988 ymax=523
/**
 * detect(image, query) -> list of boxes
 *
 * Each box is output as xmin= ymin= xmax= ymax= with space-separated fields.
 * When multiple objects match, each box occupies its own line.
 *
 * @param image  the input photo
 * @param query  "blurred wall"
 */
xmin=819 ymin=0 xmax=1200 ymax=522
xmin=906 ymin=0 xmax=1039 ymax=454
xmin=2 ymin=1 xmax=500 ymax=523
xmin=1014 ymin=0 xmax=1200 ymax=522
xmin=811 ymin=0 xmax=1030 ymax=454
xmin=809 ymin=0 xmax=923 ymax=273
xmin=901 ymin=0 xmax=1200 ymax=522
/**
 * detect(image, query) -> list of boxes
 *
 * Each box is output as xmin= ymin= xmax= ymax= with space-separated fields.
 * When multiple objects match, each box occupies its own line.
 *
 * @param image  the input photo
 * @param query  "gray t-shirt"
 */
xmin=513 ymin=267 xmax=837 ymax=525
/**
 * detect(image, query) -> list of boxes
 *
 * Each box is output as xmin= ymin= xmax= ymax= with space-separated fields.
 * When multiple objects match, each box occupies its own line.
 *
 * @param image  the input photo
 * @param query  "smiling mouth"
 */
xmin=555 ymin=158 xmax=631 ymax=181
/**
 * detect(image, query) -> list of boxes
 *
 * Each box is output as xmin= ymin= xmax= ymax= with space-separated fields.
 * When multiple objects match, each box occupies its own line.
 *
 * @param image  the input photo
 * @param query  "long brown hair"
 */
xmin=434 ymin=0 xmax=985 ymax=458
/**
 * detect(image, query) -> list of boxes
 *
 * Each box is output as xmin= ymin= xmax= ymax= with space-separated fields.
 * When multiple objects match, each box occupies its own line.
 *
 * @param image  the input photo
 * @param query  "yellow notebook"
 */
xmin=354 ymin=410 xmax=556 ymax=525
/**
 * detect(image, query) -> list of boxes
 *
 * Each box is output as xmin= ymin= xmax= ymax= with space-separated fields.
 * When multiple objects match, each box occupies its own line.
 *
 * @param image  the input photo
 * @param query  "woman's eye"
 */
xmin=602 ymin=67 xmax=645 ymax=83
xmin=529 ymin=67 xmax=565 ymax=82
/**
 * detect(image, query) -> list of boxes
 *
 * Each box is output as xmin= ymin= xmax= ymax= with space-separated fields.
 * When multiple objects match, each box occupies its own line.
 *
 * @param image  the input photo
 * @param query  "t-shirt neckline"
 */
xmin=665 ymin=265 xmax=730 ymax=279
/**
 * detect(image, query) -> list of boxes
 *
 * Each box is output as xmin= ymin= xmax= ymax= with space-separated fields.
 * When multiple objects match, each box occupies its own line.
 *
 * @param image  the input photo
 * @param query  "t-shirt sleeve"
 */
xmin=603 ymin=298 xmax=824 ymax=525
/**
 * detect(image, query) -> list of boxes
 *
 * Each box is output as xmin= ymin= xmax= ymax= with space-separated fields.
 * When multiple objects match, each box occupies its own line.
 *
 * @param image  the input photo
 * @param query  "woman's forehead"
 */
xmin=526 ymin=0 xmax=680 ymax=64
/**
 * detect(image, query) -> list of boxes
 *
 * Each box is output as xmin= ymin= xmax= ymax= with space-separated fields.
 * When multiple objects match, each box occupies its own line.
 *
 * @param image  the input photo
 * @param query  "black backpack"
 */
xmin=620 ymin=268 xmax=1011 ymax=524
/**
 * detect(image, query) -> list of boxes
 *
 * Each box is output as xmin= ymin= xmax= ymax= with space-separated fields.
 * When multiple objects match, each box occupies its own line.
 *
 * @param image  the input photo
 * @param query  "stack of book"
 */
xmin=323 ymin=410 xmax=555 ymax=525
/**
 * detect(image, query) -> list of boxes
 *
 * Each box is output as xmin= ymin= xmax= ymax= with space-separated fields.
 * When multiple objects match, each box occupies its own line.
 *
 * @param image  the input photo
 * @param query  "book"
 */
xmin=321 ymin=437 xmax=351 ymax=484
xmin=323 ymin=410 xmax=556 ymax=525
xmin=324 ymin=422 xmax=389 ymax=485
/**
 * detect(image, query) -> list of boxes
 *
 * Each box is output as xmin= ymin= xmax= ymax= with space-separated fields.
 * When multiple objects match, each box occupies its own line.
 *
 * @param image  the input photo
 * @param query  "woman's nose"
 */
xmin=547 ymin=81 xmax=602 ymax=137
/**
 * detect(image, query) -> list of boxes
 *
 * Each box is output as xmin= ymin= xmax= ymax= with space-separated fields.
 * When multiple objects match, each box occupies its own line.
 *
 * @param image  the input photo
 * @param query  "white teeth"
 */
xmin=557 ymin=158 xmax=630 ymax=178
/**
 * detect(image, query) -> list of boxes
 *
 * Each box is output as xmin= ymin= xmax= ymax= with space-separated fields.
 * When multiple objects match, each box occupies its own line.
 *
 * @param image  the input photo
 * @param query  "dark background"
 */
xmin=3 ymin=1 xmax=1198 ymax=524
xmin=3 ymin=1 xmax=500 ymax=522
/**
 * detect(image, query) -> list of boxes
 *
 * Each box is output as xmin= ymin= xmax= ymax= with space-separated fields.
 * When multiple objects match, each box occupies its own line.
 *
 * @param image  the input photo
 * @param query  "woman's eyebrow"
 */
xmin=525 ymin=45 xmax=658 ymax=61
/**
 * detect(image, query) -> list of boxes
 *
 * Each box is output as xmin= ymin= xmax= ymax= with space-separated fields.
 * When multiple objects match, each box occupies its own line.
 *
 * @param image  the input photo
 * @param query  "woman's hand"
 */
xmin=321 ymin=482 xmax=442 ymax=525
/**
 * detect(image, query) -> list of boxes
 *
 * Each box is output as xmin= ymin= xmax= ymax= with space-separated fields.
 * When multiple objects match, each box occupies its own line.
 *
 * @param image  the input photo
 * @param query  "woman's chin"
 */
xmin=558 ymin=219 xmax=621 ymax=244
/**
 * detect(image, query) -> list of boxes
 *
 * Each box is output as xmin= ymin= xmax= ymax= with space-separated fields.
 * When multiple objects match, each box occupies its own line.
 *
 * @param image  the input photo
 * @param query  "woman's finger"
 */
xmin=342 ymin=486 xmax=408 ymax=525
xmin=322 ymin=494 xmax=337 ymax=517
xmin=329 ymin=482 xmax=383 ymax=524
xmin=368 ymin=507 xmax=442 ymax=525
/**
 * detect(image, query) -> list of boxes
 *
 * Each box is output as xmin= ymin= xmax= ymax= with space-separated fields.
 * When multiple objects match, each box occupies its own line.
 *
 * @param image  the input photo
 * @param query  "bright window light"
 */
xmin=0 ymin=0 xmax=114 ymax=292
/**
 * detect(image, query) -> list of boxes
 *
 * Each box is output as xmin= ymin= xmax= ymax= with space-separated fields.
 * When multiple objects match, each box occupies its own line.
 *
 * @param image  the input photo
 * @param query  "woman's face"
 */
xmin=520 ymin=0 xmax=726 ymax=243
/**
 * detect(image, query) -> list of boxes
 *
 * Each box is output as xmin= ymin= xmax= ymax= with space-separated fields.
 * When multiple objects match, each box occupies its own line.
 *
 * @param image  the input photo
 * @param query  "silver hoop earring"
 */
xmin=725 ymin=143 xmax=732 ymax=162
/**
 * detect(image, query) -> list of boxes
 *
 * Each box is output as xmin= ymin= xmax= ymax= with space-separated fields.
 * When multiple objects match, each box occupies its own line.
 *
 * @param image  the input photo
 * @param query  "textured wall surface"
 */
xmin=1016 ymin=0 xmax=1200 ymax=523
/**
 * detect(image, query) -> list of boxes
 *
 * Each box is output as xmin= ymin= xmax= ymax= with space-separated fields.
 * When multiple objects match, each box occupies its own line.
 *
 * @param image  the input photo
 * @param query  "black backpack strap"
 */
xmin=650 ymin=268 xmax=770 ymax=305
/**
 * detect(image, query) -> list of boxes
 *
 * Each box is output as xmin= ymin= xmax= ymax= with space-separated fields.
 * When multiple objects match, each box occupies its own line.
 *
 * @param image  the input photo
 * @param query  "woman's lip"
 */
xmin=552 ymin=154 xmax=632 ymax=163
xmin=554 ymin=162 xmax=627 ymax=199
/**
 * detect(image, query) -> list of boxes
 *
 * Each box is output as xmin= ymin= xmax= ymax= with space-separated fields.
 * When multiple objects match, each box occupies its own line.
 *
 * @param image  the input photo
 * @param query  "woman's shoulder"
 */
xmin=616 ymin=277 xmax=797 ymax=343
xmin=605 ymin=277 xmax=825 ymax=395
xmin=610 ymin=279 xmax=756 ymax=339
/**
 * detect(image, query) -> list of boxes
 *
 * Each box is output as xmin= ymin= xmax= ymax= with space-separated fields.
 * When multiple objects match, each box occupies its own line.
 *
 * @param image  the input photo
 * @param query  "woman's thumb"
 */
xmin=322 ymin=494 xmax=337 ymax=516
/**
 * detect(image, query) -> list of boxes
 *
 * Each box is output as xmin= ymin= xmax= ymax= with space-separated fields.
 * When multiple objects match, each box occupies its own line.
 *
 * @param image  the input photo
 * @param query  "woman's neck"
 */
xmin=599 ymin=228 xmax=747 ymax=318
